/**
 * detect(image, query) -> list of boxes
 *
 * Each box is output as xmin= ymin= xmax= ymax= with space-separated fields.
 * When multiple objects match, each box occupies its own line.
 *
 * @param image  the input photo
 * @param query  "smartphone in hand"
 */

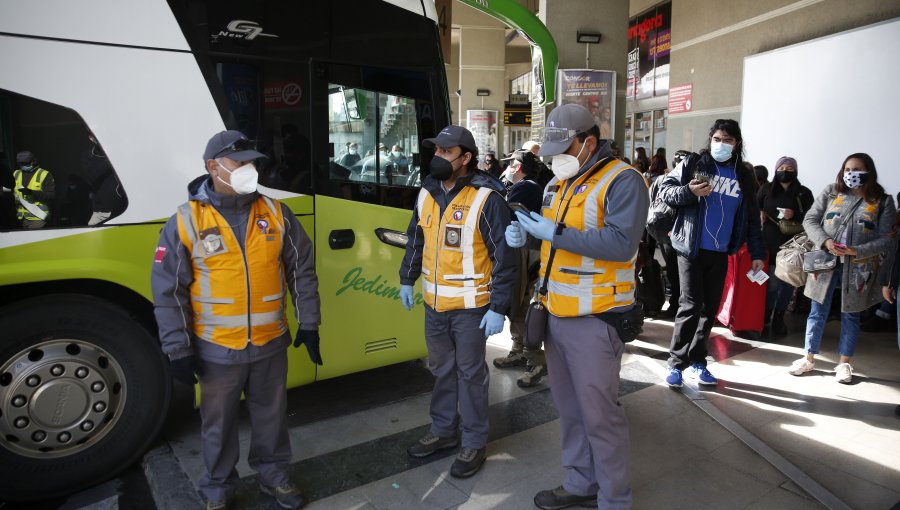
xmin=508 ymin=202 xmax=532 ymax=215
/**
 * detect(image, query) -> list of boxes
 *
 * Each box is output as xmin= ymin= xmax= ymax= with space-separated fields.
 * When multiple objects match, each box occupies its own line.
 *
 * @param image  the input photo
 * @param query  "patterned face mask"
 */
xmin=842 ymin=170 xmax=868 ymax=189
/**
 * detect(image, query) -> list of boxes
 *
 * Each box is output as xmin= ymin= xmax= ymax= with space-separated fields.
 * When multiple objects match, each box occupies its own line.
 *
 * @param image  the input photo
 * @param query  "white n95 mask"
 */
xmin=550 ymin=140 xmax=588 ymax=180
xmin=217 ymin=161 xmax=258 ymax=195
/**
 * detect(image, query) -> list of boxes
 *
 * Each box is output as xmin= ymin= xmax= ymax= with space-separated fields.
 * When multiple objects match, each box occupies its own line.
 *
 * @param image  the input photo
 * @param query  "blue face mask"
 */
xmin=709 ymin=141 xmax=734 ymax=162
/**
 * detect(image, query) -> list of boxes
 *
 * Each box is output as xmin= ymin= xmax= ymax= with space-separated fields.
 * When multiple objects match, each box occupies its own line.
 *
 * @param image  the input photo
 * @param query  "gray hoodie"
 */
xmin=151 ymin=175 xmax=320 ymax=364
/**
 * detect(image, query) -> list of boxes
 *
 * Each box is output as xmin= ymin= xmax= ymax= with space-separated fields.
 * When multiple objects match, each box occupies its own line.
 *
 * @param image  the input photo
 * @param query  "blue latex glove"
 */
xmin=505 ymin=221 xmax=526 ymax=248
xmin=479 ymin=309 xmax=505 ymax=337
xmin=399 ymin=284 xmax=415 ymax=310
xmin=516 ymin=210 xmax=557 ymax=242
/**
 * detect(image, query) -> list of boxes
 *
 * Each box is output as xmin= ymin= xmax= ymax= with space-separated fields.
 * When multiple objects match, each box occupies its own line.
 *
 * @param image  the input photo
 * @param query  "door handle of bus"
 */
xmin=329 ymin=229 xmax=355 ymax=249
xmin=375 ymin=228 xmax=408 ymax=248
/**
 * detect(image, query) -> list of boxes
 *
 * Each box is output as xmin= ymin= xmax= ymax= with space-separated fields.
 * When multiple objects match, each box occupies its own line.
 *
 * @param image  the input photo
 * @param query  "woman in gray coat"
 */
xmin=789 ymin=153 xmax=897 ymax=383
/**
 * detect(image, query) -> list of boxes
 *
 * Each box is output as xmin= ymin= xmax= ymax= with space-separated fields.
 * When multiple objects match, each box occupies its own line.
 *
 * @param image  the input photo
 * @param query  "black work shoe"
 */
xmin=534 ymin=486 xmax=597 ymax=509
xmin=517 ymin=364 xmax=547 ymax=387
xmin=259 ymin=482 xmax=305 ymax=509
xmin=406 ymin=432 xmax=459 ymax=458
xmin=449 ymin=446 xmax=486 ymax=478
xmin=492 ymin=350 xmax=527 ymax=369
xmin=206 ymin=499 xmax=233 ymax=510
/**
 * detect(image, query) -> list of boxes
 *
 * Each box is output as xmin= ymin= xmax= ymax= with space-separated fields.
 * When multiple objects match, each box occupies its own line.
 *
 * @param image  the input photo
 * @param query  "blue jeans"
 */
xmin=804 ymin=266 xmax=860 ymax=357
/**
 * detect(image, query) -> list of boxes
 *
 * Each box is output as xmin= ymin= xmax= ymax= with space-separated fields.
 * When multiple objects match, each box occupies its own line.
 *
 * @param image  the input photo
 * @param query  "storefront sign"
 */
xmin=668 ymin=83 xmax=693 ymax=114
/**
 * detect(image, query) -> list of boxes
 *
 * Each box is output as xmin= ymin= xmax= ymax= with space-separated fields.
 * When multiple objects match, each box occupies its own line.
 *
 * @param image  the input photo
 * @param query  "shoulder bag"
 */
xmin=775 ymin=196 xmax=861 ymax=286
xmin=801 ymin=197 xmax=862 ymax=274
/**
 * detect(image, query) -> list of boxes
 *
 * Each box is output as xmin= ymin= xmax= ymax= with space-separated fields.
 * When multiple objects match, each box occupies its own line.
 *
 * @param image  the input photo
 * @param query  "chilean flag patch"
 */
xmin=154 ymin=246 xmax=167 ymax=264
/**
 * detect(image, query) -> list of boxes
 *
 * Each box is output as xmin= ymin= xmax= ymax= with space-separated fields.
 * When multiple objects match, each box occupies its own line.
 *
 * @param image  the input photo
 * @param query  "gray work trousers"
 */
xmin=198 ymin=350 xmax=292 ymax=502
xmin=424 ymin=305 xmax=490 ymax=449
xmin=544 ymin=314 xmax=632 ymax=510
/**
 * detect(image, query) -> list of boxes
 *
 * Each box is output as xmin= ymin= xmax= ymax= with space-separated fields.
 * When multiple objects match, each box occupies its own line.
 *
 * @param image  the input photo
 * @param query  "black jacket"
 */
xmin=757 ymin=180 xmax=814 ymax=262
xmin=658 ymin=152 xmax=765 ymax=261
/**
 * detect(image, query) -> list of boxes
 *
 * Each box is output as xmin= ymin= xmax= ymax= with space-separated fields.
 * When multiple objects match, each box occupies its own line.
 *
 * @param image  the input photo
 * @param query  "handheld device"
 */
xmin=508 ymin=202 xmax=532 ymax=215
xmin=692 ymin=171 xmax=710 ymax=184
xmin=832 ymin=242 xmax=847 ymax=250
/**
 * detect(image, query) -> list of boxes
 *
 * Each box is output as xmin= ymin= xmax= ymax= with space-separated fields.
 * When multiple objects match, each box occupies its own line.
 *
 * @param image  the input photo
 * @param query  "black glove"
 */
xmin=169 ymin=355 xmax=203 ymax=385
xmin=18 ymin=187 xmax=34 ymax=197
xmin=293 ymin=329 xmax=323 ymax=365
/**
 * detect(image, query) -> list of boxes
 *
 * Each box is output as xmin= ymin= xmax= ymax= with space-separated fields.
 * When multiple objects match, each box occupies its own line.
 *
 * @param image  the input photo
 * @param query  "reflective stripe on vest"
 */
xmin=176 ymin=195 xmax=287 ymax=349
xmin=539 ymin=159 xmax=643 ymax=317
xmin=417 ymin=185 xmax=495 ymax=311
xmin=13 ymin=168 xmax=50 ymax=221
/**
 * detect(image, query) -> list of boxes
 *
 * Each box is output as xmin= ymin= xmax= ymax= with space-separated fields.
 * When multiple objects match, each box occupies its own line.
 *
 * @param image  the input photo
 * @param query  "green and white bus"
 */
xmin=0 ymin=0 xmax=557 ymax=500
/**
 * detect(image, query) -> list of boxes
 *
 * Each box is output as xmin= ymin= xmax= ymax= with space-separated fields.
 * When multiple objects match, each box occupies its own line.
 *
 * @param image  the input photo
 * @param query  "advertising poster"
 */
xmin=466 ymin=110 xmax=499 ymax=157
xmin=558 ymin=69 xmax=616 ymax=139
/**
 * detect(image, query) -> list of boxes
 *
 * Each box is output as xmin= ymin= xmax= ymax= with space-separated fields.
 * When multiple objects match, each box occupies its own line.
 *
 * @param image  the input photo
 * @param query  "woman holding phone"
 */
xmin=789 ymin=153 xmax=896 ymax=383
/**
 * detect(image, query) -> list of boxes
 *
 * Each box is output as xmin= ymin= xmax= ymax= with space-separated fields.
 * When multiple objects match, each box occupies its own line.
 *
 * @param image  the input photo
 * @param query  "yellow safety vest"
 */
xmin=539 ymin=159 xmax=643 ymax=317
xmin=176 ymin=196 xmax=287 ymax=349
xmin=13 ymin=167 xmax=50 ymax=221
xmin=416 ymin=185 xmax=496 ymax=311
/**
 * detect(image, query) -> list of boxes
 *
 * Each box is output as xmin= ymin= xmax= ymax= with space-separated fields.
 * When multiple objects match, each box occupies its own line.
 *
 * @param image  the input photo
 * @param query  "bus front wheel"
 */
xmin=0 ymin=294 xmax=170 ymax=501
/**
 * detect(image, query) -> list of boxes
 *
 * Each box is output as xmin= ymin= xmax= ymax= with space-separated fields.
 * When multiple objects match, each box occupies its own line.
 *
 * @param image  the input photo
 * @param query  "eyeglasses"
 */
xmin=540 ymin=127 xmax=581 ymax=144
xmin=214 ymin=138 xmax=256 ymax=159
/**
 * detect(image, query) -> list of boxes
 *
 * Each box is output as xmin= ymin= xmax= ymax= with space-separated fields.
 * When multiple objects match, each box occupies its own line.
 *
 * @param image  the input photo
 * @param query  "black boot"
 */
xmin=772 ymin=310 xmax=787 ymax=335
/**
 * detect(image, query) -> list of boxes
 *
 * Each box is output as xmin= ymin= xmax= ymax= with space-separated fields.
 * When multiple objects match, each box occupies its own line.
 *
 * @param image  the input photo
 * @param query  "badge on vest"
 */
xmin=444 ymin=224 xmax=462 ymax=248
xmin=542 ymin=192 xmax=556 ymax=208
xmin=199 ymin=226 xmax=227 ymax=256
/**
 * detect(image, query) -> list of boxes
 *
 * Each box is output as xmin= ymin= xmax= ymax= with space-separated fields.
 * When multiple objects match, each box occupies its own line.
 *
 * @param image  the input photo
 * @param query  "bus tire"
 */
xmin=0 ymin=294 xmax=171 ymax=501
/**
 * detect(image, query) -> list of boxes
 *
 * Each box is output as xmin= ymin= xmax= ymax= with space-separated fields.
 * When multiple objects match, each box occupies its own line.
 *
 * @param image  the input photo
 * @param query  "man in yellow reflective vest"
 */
xmin=399 ymin=125 xmax=514 ymax=479
xmin=507 ymin=104 xmax=648 ymax=510
xmin=151 ymin=130 xmax=320 ymax=510
xmin=12 ymin=150 xmax=55 ymax=229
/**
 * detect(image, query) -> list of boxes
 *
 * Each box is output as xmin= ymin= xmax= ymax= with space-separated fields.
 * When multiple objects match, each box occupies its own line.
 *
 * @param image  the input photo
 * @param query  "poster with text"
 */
xmin=466 ymin=110 xmax=499 ymax=158
xmin=558 ymin=69 xmax=616 ymax=139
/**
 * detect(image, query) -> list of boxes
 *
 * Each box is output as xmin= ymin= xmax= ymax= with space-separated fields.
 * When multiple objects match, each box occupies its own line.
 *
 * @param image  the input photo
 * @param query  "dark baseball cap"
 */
xmin=16 ymin=150 xmax=35 ymax=164
xmin=538 ymin=104 xmax=597 ymax=157
xmin=203 ymin=130 xmax=267 ymax=162
xmin=422 ymin=125 xmax=477 ymax=154
xmin=501 ymin=149 xmax=540 ymax=175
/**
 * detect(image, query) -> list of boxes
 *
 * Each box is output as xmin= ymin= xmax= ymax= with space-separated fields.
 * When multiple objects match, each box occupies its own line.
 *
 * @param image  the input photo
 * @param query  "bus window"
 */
xmin=0 ymin=89 xmax=127 ymax=229
xmin=328 ymin=85 xmax=422 ymax=194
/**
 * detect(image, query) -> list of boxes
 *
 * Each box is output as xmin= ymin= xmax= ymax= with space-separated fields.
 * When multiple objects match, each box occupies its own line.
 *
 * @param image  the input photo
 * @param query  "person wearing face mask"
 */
xmin=338 ymin=141 xmax=361 ymax=169
xmin=388 ymin=144 xmax=409 ymax=175
xmin=757 ymin=156 xmax=814 ymax=335
xmin=151 ymin=130 xmax=321 ymax=510
xmin=482 ymin=150 xmax=503 ymax=180
xmin=656 ymin=119 xmax=765 ymax=388
xmin=12 ymin=150 xmax=55 ymax=229
xmin=789 ymin=153 xmax=896 ymax=384
xmin=493 ymin=149 xmax=547 ymax=387
xmin=398 ymin=125 xmax=514 ymax=479
xmin=506 ymin=104 xmax=647 ymax=510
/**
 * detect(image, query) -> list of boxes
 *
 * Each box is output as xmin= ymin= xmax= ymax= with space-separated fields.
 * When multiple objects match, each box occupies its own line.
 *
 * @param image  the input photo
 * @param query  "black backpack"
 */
xmin=646 ymin=154 xmax=696 ymax=243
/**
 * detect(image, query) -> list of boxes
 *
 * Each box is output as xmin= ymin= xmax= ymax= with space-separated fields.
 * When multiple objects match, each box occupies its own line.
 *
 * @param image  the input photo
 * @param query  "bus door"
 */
xmin=310 ymin=62 xmax=439 ymax=380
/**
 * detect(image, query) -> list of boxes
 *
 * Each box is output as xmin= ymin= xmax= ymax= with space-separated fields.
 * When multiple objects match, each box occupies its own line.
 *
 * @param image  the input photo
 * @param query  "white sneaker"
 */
xmin=788 ymin=357 xmax=815 ymax=376
xmin=834 ymin=363 xmax=853 ymax=384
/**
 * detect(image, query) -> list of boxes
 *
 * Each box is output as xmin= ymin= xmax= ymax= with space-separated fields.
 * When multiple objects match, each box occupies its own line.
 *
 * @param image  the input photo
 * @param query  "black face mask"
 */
xmin=430 ymin=154 xmax=461 ymax=181
xmin=775 ymin=171 xmax=796 ymax=183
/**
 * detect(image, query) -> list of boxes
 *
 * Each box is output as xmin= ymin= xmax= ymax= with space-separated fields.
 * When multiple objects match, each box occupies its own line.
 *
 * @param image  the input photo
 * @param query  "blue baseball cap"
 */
xmin=203 ymin=130 xmax=267 ymax=162
xmin=422 ymin=125 xmax=478 ymax=155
